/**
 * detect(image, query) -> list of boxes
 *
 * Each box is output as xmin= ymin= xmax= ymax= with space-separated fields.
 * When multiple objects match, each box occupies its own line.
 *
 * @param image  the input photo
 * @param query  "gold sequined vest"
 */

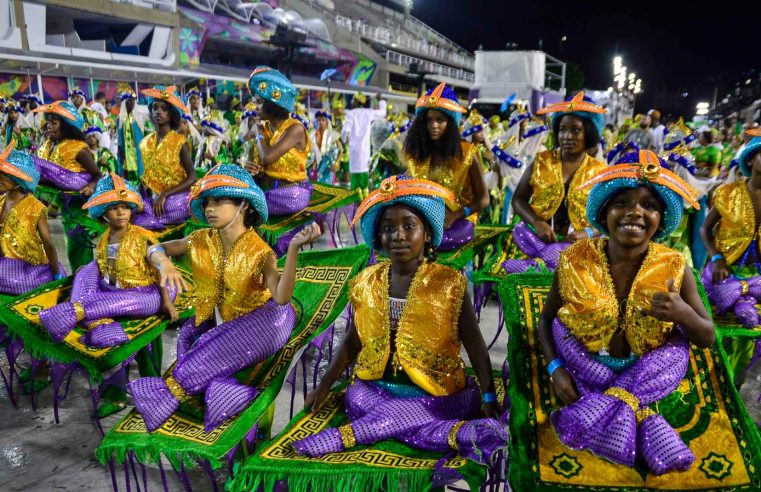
xmin=37 ymin=139 xmax=88 ymax=173
xmin=96 ymin=224 xmax=157 ymax=289
xmin=351 ymin=261 xmax=467 ymax=396
xmin=264 ymin=118 xmax=310 ymax=182
xmin=404 ymin=140 xmax=477 ymax=211
xmin=187 ymin=228 xmax=273 ymax=324
xmin=711 ymin=179 xmax=759 ymax=265
xmin=557 ymin=238 xmax=685 ymax=355
xmin=529 ymin=150 xmax=606 ymax=231
xmin=139 ymin=131 xmax=188 ymax=194
xmin=0 ymin=194 xmax=48 ymax=264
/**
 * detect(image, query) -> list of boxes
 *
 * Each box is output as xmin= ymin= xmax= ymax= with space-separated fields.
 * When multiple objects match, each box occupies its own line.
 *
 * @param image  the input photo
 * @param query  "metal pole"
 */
xmin=37 ymin=73 xmax=44 ymax=102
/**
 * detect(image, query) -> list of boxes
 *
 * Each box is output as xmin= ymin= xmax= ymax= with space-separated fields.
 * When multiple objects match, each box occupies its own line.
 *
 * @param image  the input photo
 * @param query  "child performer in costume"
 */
xmin=39 ymin=173 xmax=176 ymax=348
xmin=32 ymin=101 xmax=103 ymax=270
xmin=196 ymin=117 xmax=230 ymax=170
xmin=538 ymin=150 xmax=714 ymax=475
xmin=700 ymin=135 xmax=761 ymax=377
xmin=508 ymin=92 xmax=607 ymax=272
xmin=130 ymin=164 xmax=321 ymax=432
xmin=311 ymin=110 xmax=343 ymax=184
xmin=85 ymin=125 xmax=118 ymax=174
xmin=245 ymin=66 xmax=312 ymax=216
xmin=116 ymin=89 xmax=147 ymax=183
xmin=135 ymin=86 xmax=196 ymax=229
xmin=3 ymin=103 xmax=35 ymax=151
xmin=295 ymin=176 xmax=507 ymax=464
xmin=403 ymin=83 xmax=490 ymax=251
xmin=0 ymin=140 xmax=63 ymax=295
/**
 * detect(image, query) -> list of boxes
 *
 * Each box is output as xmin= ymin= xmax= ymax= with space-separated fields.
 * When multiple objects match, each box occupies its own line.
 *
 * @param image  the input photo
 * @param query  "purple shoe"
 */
xmin=292 ymin=427 xmax=344 ymax=457
xmin=39 ymin=302 xmax=79 ymax=342
xmin=129 ymin=377 xmax=181 ymax=432
xmin=81 ymin=321 xmax=129 ymax=348
xmin=204 ymin=378 xmax=259 ymax=432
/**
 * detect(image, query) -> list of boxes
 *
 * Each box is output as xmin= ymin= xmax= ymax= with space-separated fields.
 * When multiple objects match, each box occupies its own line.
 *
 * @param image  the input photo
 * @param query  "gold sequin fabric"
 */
xmin=338 ymin=424 xmax=356 ymax=449
xmin=350 ymin=262 xmax=467 ymax=397
xmin=73 ymin=302 xmax=86 ymax=322
xmin=139 ymin=131 xmax=188 ymax=194
xmin=96 ymin=224 xmax=157 ymax=289
xmin=712 ymin=179 xmax=757 ymax=265
xmin=0 ymin=194 xmax=48 ymax=264
xmin=188 ymin=228 xmax=273 ymax=325
xmin=604 ymin=387 xmax=656 ymax=424
xmin=557 ymin=238 xmax=685 ymax=355
xmin=448 ymin=421 xmax=466 ymax=451
xmin=37 ymin=139 xmax=88 ymax=173
xmin=263 ymin=118 xmax=310 ymax=182
xmin=165 ymin=376 xmax=187 ymax=401
xmin=404 ymin=141 xmax=477 ymax=210
xmin=528 ymin=150 xmax=606 ymax=231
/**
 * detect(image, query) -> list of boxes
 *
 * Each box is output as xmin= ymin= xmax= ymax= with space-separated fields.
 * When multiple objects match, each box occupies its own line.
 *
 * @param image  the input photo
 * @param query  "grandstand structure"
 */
xmin=0 ymin=0 xmax=477 ymax=108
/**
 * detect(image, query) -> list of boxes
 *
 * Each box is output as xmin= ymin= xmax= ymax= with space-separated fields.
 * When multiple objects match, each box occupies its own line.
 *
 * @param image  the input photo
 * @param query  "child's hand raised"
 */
xmin=289 ymin=222 xmax=322 ymax=250
xmin=642 ymin=278 xmax=690 ymax=325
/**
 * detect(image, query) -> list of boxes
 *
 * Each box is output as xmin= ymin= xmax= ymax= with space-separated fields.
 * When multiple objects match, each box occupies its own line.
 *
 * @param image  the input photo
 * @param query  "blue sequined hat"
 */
xmin=32 ymin=100 xmax=85 ymax=131
xmin=351 ymin=175 xmax=456 ymax=247
xmin=415 ymin=82 xmax=467 ymax=127
xmin=0 ymin=140 xmax=40 ymax=193
xmin=189 ymin=164 xmax=269 ymax=225
xmin=537 ymin=91 xmax=607 ymax=140
xmin=248 ymin=66 xmax=298 ymax=113
xmin=739 ymin=137 xmax=761 ymax=177
xmin=582 ymin=150 xmax=700 ymax=240
xmin=84 ymin=173 xmax=143 ymax=219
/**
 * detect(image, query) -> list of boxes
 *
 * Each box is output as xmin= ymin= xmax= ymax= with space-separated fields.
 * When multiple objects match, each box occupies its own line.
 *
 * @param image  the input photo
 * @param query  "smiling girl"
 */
xmin=537 ymin=150 xmax=714 ymax=474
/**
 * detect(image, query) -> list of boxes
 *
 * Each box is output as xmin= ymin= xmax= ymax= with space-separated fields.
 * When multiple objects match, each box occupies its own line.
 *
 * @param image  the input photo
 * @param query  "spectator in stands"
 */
xmin=90 ymin=92 xmax=109 ymax=121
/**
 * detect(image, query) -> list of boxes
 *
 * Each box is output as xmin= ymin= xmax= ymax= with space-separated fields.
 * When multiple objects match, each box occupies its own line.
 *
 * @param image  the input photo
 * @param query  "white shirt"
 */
xmin=651 ymin=124 xmax=666 ymax=153
xmin=342 ymin=100 xmax=387 ymax=173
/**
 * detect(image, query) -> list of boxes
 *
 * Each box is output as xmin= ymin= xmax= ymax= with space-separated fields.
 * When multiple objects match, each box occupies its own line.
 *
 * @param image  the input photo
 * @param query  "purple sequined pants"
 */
xmin=131 ymin=190 xmax=191 ymax=230
xmin=33 ymin=156 xmax=91 ymax=191
xmin=38 ymin=261 xmax=169 ymax=348
xmin=129 ymin=300 xmax=295 ymax=432
xmin=550 ymin=318 xmax=695 ymax=474
xmin=0 ymin=257 xmax=62 ymax=296
xmin=438 ymin=218 xmax=475 ymax=252
xmin=265 ymin=182 xmax=312 ymax=216
xmin=701 ymin=263 xmax=761 ymax=328
xmin=502 ymin=221 xmax=571 ymax=273
xmin=292 ymin=378 xmax=508 ymax=465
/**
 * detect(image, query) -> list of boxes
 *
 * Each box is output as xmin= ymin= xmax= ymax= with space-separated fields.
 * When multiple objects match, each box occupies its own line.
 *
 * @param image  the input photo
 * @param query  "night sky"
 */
xmin=409 ymin=0 xmax=759 ymax=118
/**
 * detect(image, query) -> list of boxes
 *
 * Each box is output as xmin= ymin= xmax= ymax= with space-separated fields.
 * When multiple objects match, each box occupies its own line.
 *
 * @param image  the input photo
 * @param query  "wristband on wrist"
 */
xmin=585 ymin=227 xmax=594 ymax=239
xmin=148 ymin=245 xmax=167 ymax=264
xmin=255 ymin=134 xmax=265 ymax=142
xmin=53 ymin=273 xmax=65 ymax=280
xmin=547 ymin=358 xmax=564 ymax=378
xmin=481 ymin=392 xmax=497 ymax=404
xmin=711 ymin=253 xmax=724 ymax=263
xmin=463 ymin=206 xmax=471 ymax=217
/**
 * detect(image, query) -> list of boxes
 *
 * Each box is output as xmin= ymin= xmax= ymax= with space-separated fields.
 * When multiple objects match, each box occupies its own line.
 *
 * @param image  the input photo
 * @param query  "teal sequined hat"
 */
xmin=248 ymin=66 xmax=299 ymax=113
xmin=0 ymin=140 xmax=39 ymax=193
xmin=739 ymin=137 xmax=761 ymax=177
xmin=83 ymin=172 xmax=144 ymax=219
xmin=32 ymin=100 xmax=85 ymax=131
xmin=350 ymin=175 xmax=456 ymax=247
xmin=190 ymin=164 xmax=268 ymax=225
xmin=582 ymin=150 xmax=700 ymax=240
xmin=536 ymin=91 xmax=607 ymax=140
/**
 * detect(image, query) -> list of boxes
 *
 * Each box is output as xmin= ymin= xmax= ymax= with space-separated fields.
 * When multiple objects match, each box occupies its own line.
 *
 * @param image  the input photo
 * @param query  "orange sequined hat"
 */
xmin=32 ymin=100 xmax=85 ymax=131
xmin=415 ymin=82 xmax=467 ymax=126
xmin=141 ymin=85 xmax=189 ymax=115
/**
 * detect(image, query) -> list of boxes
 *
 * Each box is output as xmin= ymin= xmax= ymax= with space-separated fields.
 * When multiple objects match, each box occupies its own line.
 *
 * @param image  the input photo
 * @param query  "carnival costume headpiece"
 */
xmin=663 ymin=117 xmax=697 ymax=151
xmin=33 ymin=100 xmax=85 ymax=131
xmin=83 ymin=172 xmax=143 ymax=219
xmin=247 ymin=66 xmax=298 ymax=113
xmin=25 ymin=94 xmax=43 ymax=106
xmin=242 ymin=102 xmax=258 ymax=120
xmin=189 ymin=164 xmax=269 ymax=225
xmin=120 ymin=89 xmax=137 ymax=101
xmin=415 ymin=82 xmax=467 ymax=127
xmin=186 ymin=87 xmax=203 ymax=100
xmin=461 ymin=110 xmax=487 ymax=137
xmin=5 ymin=102 xmax=24 ymax=114
xmin=739 ymin=137 xmax=761 ymax=177
xmin=351 ymin=175 xmax=456 ymax=247
xmin=536 ymin=91 xmax=607 ymax=139
xmin=141 ymin=85 xmax=189 ymax=117
xmin=581 ymin=150 xmax=699 ymax=240
xmin=201 ymin=117 xmax=225 ymax=136
xmin=68 ymin=87 xmax=87 ymax=99
xmin=491 ymin=134 xmax=522 ymax=169
xmin=0 ymin=139 xmax=39 ymax=193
